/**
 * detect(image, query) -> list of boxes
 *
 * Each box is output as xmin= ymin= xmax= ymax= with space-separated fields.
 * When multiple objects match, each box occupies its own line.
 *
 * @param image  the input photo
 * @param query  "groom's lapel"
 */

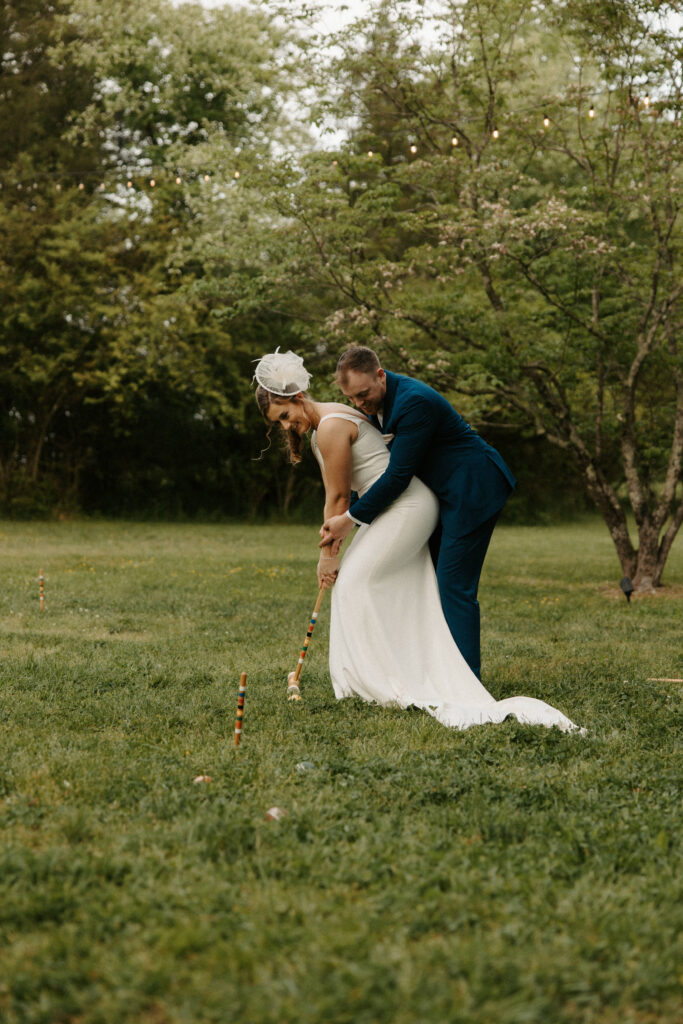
xmin=381 ymin=371 xmax=400 ymax=432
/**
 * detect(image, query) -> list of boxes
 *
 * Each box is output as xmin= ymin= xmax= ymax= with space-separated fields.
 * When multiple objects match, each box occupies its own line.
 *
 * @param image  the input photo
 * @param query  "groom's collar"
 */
xmin=381 ymin=370 xmax=400 ymax=423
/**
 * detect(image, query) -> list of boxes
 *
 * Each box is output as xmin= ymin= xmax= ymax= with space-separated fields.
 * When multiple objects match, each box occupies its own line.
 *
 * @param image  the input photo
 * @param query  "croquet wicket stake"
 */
xmin=234 ymin=672 xmax=247 ymax=747
xmin=287 ymin=588 xmax=325 ymax=701
xmin=39 ymin=569 xmax=45 ymax=611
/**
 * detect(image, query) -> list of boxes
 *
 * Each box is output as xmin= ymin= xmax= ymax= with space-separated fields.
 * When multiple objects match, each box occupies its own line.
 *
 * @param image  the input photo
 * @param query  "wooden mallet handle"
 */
xmin=287 ymin=588 xmax=325 ymax=698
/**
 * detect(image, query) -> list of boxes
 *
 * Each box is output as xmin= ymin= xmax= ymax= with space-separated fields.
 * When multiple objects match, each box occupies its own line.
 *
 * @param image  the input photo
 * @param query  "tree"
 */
xmin=216 ymin=0 xmax=682 ymax=587
xmin=0 ymin=0 xmax=293 ymax=515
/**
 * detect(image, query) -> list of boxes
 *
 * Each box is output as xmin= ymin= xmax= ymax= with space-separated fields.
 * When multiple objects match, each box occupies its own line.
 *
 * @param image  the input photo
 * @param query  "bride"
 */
xmin=255 ymin=349 xmax=581 ymax=733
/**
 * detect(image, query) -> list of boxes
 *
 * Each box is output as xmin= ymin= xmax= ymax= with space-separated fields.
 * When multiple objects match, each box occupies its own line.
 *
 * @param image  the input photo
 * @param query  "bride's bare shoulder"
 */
xmin=315 ymin=407 xmax=363 ymax=449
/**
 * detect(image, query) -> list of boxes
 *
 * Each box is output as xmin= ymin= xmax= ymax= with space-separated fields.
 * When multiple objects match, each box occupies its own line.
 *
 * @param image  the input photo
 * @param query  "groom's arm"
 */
xmin=320 ymin=398 xmax=436 ymax=545
xmin=351 ymin=399 xmax=435 ymax=522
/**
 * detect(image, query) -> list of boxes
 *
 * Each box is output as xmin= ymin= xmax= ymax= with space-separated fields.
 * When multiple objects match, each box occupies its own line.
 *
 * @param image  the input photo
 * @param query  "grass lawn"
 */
xmin=0 ymin=518 xmax=681 ymax=1024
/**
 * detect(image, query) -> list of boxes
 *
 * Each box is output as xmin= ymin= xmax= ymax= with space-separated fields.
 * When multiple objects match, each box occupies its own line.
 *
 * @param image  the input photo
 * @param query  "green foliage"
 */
xmin=0 ymin=0 xmax=296 ymax=517
xmin=0 ymin=519 xmax=681 ymax=1022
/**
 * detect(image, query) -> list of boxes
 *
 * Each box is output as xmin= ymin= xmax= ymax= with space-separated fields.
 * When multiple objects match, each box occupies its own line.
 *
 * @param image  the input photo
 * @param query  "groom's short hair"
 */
xmin=336 ymin=346 xmax=381 ymax=381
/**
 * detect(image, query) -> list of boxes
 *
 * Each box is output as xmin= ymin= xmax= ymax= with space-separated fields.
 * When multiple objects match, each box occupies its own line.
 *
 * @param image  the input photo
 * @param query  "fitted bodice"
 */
xmin=311 ymin=413 xmax=391 ymax=496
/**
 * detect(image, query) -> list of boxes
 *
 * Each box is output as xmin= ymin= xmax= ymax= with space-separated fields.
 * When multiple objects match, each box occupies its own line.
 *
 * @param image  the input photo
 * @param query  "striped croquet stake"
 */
xmin=39 ymin=569 xmax=45 ymax=611
xmin=287 ymin=588 xmax=325 ymax=701
xmin=234 ymin=672 xmax=247 ymax=748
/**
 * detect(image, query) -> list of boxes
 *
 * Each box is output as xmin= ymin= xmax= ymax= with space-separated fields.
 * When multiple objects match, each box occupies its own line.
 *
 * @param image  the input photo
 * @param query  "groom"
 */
xmin=319 ymin=346 xmax=516 ymax=679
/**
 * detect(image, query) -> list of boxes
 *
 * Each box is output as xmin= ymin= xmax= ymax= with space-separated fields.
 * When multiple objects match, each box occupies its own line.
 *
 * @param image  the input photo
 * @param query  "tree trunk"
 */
xmin=282 ymin=465 xmax=297 ymax=516
xmin=0 ymin=454 xmax=16 ymax=508
xmin=632 ymin=521 xmax=661 ymax=592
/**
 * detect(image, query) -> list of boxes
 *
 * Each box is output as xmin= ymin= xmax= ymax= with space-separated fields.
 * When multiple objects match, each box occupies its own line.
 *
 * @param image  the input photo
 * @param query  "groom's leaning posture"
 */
xmin=320 ymin=346 xmax=516 ymax=679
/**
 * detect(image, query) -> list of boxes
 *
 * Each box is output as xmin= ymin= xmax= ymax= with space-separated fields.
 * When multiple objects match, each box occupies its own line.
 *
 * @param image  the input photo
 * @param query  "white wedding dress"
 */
xmin=312 ymin=413 xmax=581 ymax=732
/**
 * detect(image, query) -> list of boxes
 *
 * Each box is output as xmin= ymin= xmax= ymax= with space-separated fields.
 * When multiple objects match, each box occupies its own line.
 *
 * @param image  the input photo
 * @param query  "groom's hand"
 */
xmin=319 ymin=513 xmax=353 ymax=548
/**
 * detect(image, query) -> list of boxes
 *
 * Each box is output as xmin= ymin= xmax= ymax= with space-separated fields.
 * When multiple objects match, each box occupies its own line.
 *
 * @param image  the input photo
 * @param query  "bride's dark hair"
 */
xmin=255 ymin=385 xmax=308 ymax=463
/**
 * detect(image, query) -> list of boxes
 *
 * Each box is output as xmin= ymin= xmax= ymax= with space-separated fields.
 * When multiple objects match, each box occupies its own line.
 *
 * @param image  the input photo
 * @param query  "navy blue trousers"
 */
xmin=431 ymin=512 xmax=500 ymax=679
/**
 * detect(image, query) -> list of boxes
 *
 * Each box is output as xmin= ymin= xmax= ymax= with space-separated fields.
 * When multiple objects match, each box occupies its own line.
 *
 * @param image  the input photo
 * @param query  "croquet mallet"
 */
xmin=234 ymin=671 xmax=247 ymax=747
xmin=287 ymin=588 xmax=325 ymax=701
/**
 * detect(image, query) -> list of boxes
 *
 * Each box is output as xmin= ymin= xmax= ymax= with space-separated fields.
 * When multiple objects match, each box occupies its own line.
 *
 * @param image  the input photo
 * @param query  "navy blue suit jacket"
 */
xmin=349 ymin=371 xmax=515 ymax=537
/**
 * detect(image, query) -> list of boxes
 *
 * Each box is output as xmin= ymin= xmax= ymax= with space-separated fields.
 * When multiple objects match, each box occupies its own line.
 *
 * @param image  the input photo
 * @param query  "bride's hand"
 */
xmin=317 ymin=553 xmax=339 ymax=590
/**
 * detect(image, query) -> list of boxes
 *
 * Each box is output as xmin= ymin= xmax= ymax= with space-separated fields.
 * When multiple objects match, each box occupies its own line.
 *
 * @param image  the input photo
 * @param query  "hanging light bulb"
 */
xmin=367 ymin=150 xmax=374 ymax=158
xmin=175 ymin=175 xmax=182 ymax=184
xmin=409 ymin=143 xmax=418 ymax=154
xmin=643 ymin=94 xmax=650 ymax=108
xmin=588 ymin=105 xmax=595 ymax=119
xmin=55 ymin=183 xmax=62 ymax=191
xmin=203 ymin=173 xmax=210 ymax=182
xmin=149 ymin=179 xmax=156 ymax=187
xmin=543 ymin=113 xmax=550 ymax=127
xmin=451 ymin=135 xmax=459 ymax=147
xmin=127 ymin=180 xmax=133 ymax=189
xmin=78 ymin=182 xmax=85 ymax=190
xmin=234 ymin=170 xmax=240 ymax=179
xmin=492 ymin=127 xmax=499 ymax=139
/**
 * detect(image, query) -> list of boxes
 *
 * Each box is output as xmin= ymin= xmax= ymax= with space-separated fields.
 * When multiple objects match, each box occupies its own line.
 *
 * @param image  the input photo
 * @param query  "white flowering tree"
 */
xmin=216 ymin=0 xmax=681 ymax=588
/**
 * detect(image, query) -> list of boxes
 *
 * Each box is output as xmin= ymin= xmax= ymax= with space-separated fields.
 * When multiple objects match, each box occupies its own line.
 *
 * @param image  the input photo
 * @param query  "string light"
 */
xmin=2 ymin=169 xmax=256 ymax=196
xmin=4 ymin=87 xmax=666 ymax=200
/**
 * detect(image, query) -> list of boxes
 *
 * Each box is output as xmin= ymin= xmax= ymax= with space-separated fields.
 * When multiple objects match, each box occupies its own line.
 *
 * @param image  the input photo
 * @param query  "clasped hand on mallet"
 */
xmin=319 ymin=512 xmax=354 ymax=550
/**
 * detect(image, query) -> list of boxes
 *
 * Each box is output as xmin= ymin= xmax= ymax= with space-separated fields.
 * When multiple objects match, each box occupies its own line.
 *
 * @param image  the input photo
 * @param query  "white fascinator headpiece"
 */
xmin=253 ymin=348 xmax=312 ymax=396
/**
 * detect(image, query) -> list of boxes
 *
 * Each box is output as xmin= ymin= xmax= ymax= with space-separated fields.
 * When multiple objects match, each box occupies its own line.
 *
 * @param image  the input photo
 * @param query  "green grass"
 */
xmin=0 ymin=518 xmax=681 ymax=1024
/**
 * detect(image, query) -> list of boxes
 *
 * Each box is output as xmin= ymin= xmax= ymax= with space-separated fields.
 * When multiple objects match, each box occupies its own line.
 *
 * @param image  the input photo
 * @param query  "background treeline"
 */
xmin=2 ymin=0 xmax=681 ymax=585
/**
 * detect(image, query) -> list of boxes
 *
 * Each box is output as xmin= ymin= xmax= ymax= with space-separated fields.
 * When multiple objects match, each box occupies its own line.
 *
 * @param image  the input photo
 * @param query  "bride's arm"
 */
xmin=317 ymin=420 xmax=353 ymax=520
xmin=315 ymin=419 xmax=355 ymax=586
